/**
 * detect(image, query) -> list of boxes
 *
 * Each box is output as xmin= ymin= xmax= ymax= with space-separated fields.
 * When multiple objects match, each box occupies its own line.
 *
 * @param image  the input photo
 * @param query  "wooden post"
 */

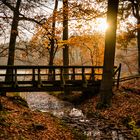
xmin=38 ymin=68 xmax=42 ymax=88
xmin=13 ymin=68 xmax=18 ymax=87
xmin=82 ymin=67 xmax=87 ymax=88
xmin=32 ymin=68 xmax=36 ymax=86
xmin=11 ymin=68 xmax=14 ymax=84
xmin=53 ymin=68 xmax=55 ymax=80
xmin=90 ymin=67 xmax=95 ymax=81
xmin=82 ymin=67 xmax=85 ymax=81
xmin=71 ymin=67 xmax=75 ymax=80
xmin=116 ymin=63 xmax=121 ymax=88
xmin=60 ymin=68 xmax=65 ymax=87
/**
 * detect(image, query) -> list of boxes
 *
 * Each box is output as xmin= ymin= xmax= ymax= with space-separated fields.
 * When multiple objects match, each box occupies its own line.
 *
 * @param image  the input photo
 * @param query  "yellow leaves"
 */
xmin=43 ymin=40 xmax=49 ymax=46
xmin=67 ymin=34 xmax=104 ymax=49
xmin=57 ymin=40 xmax=68 ymax=48
xmin=66 ymin=34 xmax=104 ymax=65
xmin=75 ymin=24 xmax=82 ymax=29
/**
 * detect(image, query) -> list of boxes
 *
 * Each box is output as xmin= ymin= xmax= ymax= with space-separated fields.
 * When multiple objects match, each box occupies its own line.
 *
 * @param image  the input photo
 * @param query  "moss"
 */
xmin=8 ymin=96 xmax=29 ymax=108
xmin=18 ymin=135 xmax=28 ymax=140
xmin=96 ymin=102 xmax=111 ymax=109
xmin=0 ymin=115 xmax=10 ymax=127
xmin=72 ymin=129 xmax=87 ymax=140
xmin=6 ymin=92 xmax=20 ymax=97
xmin=86 ymin=110 xmax=104 ymax=119
xmin=121 ymin=115 xmax=132 ymax=128
xmin=128 ymin=120 xmax=140 ymax=139
xmin=122 ymin=116 xmax=140 ymax=139
xmin=28 ymin=123 xmax=47 ymax=132
xmin=59 ymin=119 xmax=87 ymax=140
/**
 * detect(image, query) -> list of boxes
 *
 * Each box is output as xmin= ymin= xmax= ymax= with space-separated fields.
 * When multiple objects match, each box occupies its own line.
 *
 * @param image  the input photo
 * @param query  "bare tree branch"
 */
xmin=1 ymin=0 xmax=15 ymax=11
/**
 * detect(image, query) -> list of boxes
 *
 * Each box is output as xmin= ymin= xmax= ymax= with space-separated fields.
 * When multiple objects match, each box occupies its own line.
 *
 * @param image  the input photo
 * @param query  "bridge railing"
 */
xmin=0 ymin=65 xmax=121 ymax=89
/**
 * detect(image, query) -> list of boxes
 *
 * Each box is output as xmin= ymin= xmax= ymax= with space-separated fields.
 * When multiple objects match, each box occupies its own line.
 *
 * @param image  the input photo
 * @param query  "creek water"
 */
xmin=20 ymin=92 xmax=74 ymax=117
xmin=19 ymin=92 xmax=132 ymax=140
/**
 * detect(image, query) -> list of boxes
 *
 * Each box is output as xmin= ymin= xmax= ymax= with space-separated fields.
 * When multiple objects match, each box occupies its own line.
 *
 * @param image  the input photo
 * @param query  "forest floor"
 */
xmin=0 ymin=78 xmax=140 ymax=140
xmin=78 ymin=79 xmax=140 ymax=139
xmin=80 ymin=78 xmax=140 ymax=124
xmin=0 ymin=96 xmax=77 ymax=140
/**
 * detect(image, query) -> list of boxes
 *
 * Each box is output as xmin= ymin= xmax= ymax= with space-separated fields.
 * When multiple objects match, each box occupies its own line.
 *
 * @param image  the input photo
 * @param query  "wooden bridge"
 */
xmin=0 ymin=65 xmax=121 ymax=92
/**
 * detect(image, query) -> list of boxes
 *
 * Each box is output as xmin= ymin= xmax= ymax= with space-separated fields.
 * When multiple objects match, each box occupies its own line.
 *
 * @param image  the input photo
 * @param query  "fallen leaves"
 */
xmin=80 ymin=79 xmax=140 ymax=124
xmin=0 ymin=96 xmax=74 ymax=140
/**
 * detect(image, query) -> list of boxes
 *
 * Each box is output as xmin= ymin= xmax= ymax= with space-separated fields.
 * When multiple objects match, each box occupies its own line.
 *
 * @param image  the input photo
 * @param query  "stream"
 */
xmin=20 ymin=92 xmax=135 ymax=140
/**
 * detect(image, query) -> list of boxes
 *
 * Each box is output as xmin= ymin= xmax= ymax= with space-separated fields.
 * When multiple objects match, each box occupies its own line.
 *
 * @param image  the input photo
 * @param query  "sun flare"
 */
xmin=95 ymin=18 xmax=109 ymax=32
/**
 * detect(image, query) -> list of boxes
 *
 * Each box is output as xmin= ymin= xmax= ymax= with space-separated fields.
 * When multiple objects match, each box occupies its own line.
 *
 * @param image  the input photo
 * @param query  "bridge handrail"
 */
xmin=0 ymin=65 xmax=120 ymax=87
xmin=0 ymin=65 xmax=121 ymax=92
xmin=0 ymin=65 xmax=106 ymax=69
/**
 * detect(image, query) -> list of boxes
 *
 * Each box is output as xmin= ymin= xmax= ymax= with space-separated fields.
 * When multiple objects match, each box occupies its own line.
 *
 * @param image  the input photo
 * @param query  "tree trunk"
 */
xmin=63 ymin=0 xmax=69 ymax=66
xmin=137 ymin=19 xmax=140 ymax=74
xmin=1 ymin=0 xmax=21 ymax=96
xmin=48 ymin=0 xmax=58 ymax=80
xmin=7 ymin=0 xmax=21 ymax=66
xmin=130 ymin=0 xmax=140 ymax=74
xmin=49 ymin=0 xmax=58 ymax=66
xmin=97 ymin=0 xmax=119 ymax=109
xmin=63 ymin=0 xmax=69 ymax=81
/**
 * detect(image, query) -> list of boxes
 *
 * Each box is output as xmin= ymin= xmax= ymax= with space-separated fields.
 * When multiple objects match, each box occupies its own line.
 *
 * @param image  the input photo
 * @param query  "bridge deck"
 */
xmin=0 ymin=65 xmax=121 ymax=92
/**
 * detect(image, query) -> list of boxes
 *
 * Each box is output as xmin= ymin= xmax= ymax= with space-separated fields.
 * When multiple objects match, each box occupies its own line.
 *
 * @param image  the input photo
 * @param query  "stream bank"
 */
xmin=19 ymin=92 xmax=138 ymax=140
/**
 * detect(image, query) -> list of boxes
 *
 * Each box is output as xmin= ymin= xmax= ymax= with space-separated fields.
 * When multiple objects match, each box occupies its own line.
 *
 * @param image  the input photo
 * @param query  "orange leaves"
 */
xmin=0 ymin=96 xmax=74 ymax=140
xmin=80 ymin=81 xmax=140 ymax=126
xmin=117 ymin=30 xmax=136 ymax=49
xmin=67 ymin=34 xmax=105 ymax=65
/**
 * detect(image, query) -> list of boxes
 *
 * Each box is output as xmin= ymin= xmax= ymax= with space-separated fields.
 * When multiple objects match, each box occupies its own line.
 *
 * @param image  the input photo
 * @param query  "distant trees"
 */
xmin=68 ymin=34 xmax=104 ymax=66
xmin=130 ymin=0 xmax=140 ymax=74
xmin=119 ymin=0 xmax=140 ymax=74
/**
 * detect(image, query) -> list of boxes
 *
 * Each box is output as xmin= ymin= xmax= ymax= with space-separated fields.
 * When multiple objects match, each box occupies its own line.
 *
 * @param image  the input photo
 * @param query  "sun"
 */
xmin=95 ymin=18 xmax=109 ymax=33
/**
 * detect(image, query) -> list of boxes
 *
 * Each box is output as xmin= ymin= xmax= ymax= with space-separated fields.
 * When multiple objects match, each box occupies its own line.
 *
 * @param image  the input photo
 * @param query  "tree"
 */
xmin=62 ymin=0 xmax=69 ymax=80
xmin=97 ymin=0 xmax=119 ymax=108
xmin=130 ymin=0 xmax=140 ymax=74
xmin=6 ymin=0 xmax=21 ymax=65
xmin=29 ymin=0 xmax=106 ymax=67
xmin=1 ymin=0 xmax=22 ymax=91
xmin=29 ymin=0 xmax=61 ymax=66
xmin=49 ymin=0 xmax=58 ymax=66
xmin=1 ymin=0 xmax=49 ymax=66
xmin=0 ymin=0 xmax=50 ymax=95
xmin=67 ymin=34 xmax=104 ymax=66
xmin=119 ymin=0 xmax=140 ymax=74
xmin=62 ymin=0 xmax=105 ymax=67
